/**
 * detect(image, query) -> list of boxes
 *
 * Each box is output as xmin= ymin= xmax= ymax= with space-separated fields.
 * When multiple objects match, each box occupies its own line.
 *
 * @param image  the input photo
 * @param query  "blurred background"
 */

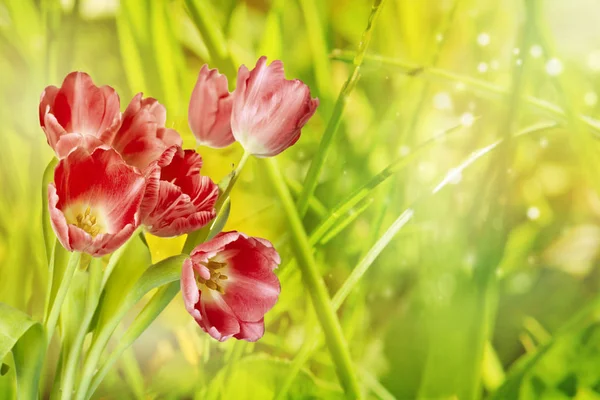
xmin=2 ymin=0 xmax=600 ymax=398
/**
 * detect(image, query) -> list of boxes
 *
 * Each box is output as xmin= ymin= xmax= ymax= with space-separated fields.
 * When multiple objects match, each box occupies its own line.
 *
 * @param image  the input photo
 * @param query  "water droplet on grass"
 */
xmin=545 ymin=58 xmax=563 ymax=76
xmin=460 ymin=112 xmax=475 ymax=127
xmin=477 ymin=32 xmax=490 ymax=46
xmin=527 ymin=206 xmax=540 ymax=220
xmin=584 ymin=91 xmax=598 ymax=106
xmin=433 ymin=92 xmax=453 ymax=110
xmin=588 ymin=51 xmax=600 ymax=71
xmin=530 ymin=45 xmax=543 ymax=58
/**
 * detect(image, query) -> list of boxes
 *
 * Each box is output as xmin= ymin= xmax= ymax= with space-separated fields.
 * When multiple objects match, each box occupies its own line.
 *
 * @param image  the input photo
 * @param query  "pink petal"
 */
xmin=234 ymin=319 xmax=265 ymax=342
xmin=188 ymin=65 xmax=235 ymax=149
xmin=231 ymin=57 xmax=318 ymax=157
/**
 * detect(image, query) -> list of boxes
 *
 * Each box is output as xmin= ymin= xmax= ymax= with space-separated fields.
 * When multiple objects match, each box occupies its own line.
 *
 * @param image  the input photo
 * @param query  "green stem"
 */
xmin=183 ymin=150 xmax=250 ymax=253
xmin=60 ymin=258 xmax=104 ymax=400
xmin=263 ymin=158 xmax=361 ymax=399
xmin=296 ymin=0 xmax=387 ymax=217
xmin=44 ymin=251 xmax=81 ymax=347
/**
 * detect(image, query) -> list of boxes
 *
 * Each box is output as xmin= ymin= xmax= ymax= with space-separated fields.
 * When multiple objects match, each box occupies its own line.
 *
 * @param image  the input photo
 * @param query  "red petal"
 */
xmin=54 ymin=147 xmax=145 ymax=232
xmin=199 ymin=291 xmax=240 ymax=341
xmin=234 ymin=319 xmax=265 ymax=342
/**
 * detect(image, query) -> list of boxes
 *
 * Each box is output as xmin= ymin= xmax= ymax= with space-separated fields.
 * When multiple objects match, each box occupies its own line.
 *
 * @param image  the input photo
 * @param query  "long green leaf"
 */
xmin=75 ymin=254 xmax=186 ymax=400
xmin=0 ymin=302 xmax=44 ymax=400
xmin=86 ymin=281 xmax=180 ymax=399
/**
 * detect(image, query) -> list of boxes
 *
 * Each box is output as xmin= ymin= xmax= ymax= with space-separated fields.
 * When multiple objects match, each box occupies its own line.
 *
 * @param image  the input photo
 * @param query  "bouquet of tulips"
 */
xmin=0 ymin=56 xmax=317 ymax=399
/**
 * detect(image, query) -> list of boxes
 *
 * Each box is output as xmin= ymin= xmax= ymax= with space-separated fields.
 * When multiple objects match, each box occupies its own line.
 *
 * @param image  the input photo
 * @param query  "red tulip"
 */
xmin=231 ymin=56 xmax=319 ymax=157
xmin=39 ymin=72 xmax=121 ymax=156
xmin=112 ymin=93 xmax=182 ymax=171
xmin=188 ymin=65 xmax=235 ymax=148
xmin=48 ymin=147 xmax=146 ymax=257
xmin=181 ymin=231 xmax=281 ymax=341
xmin=141 ymin=146 xmax=218 ymax=237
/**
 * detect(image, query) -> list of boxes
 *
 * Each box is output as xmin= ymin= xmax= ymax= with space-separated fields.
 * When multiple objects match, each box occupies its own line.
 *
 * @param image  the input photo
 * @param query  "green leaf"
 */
xmin=94 ymin=235 xmax=151 ymax=336
xmin=86 ymin=281 xmax=180 ymax=398
xmin=76 ymin=254 xmax=186 ymax=400
xmin=0 ymin=302 xmax=44 ymax=400
xmin=206 ymin=355 xmax=344 ymax=400
xmin=206 ymin=199 xmax=231 ymax=241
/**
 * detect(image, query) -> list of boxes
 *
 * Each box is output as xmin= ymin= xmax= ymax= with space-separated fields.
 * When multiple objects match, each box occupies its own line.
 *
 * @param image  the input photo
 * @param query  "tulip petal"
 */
xmin=189 ymin=65 xmax=235 ymax=148
xmin=200 ymin=291 xmax=240 ymax=341
xmin=234 ymin=319 xmax=265 ymax=342
xmin=231 ymin=57 xmax=319 ymax=157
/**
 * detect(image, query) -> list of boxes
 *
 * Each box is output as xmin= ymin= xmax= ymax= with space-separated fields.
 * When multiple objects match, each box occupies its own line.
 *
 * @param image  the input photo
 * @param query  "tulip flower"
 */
xmin=112 ymin=93 xmax=182 ymax=171
xmin=188 ymin=65 xmax=235 ymax=148
xmin=231 ymin=56 xmax=319 ymax=157
xmin=141 ymin=146 xmax=218 ymax=237
xmin=181 ymin=231 xmax=281 ymax=341
xmin=48 ymin=147 xmax=146 ymax=257
xmin=39 ymin=72 xmax=121 ymax=156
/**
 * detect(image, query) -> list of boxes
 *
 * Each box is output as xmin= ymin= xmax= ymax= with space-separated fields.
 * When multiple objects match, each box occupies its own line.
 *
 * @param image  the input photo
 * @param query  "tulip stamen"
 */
xmin=71 ymin=206 xmax=102 ymax=237
xmin=198 ymin=259 xmax=229 ymax=294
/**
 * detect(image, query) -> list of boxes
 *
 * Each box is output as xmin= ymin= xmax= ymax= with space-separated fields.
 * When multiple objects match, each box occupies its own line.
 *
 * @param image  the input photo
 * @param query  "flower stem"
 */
xmin=263 ymin=158 xmax=361 ymax=399
xmin=183 ymin=150 xmax=250 ymax=253
xmin=60 ymin=257 xmax=103 ymax=400
xmin=44 ymin=251 xmax=81 ymax=347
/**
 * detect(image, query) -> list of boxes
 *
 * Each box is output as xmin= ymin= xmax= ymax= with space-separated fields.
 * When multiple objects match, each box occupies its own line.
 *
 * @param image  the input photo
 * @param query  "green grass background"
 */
xmin=2 ymin=0 xmax=600 ymax=398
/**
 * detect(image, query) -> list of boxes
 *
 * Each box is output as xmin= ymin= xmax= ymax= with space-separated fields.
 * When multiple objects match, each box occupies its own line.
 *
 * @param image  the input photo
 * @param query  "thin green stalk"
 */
xmin=286 ymin=177 xmax=328 ymax=218
xmin=60 ymin=258 xmax=103 ymax=400
xmin=44 ymin=251 xmax=81 ymax=346
xmin=183 ymin=151 xmax=250 ymax=253
xmin=330 ymin=50 xmax=600 ymax=136
xmin=296 ymin=0 xmax=387 ymax=217
xmin=263 ymin=158 xmax=362 ymax=399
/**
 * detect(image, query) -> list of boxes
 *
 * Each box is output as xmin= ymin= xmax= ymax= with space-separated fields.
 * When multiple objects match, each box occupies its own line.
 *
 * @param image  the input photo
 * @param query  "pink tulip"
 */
xmin=188 ymin=65 xmax=235 ymax=148
xmin=231 ymin=56 xmax=319 ymax=157
xmin=181 ymin=231 xmax=281 ymax=341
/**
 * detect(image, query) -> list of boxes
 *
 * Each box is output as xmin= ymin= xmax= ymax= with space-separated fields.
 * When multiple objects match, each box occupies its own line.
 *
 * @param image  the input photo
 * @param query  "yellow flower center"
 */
xmin=66 ymin=205 xmax=104 ymax=237
xmin=197 ymin=259 xmax=229 ymax=294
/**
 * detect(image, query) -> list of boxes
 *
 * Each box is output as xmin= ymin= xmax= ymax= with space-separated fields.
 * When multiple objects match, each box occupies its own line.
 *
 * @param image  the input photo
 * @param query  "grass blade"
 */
xmin=296 ymin=0 xmax=388 ymax=217
xmin=263 ymin=158 xmax=361 ymax=398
